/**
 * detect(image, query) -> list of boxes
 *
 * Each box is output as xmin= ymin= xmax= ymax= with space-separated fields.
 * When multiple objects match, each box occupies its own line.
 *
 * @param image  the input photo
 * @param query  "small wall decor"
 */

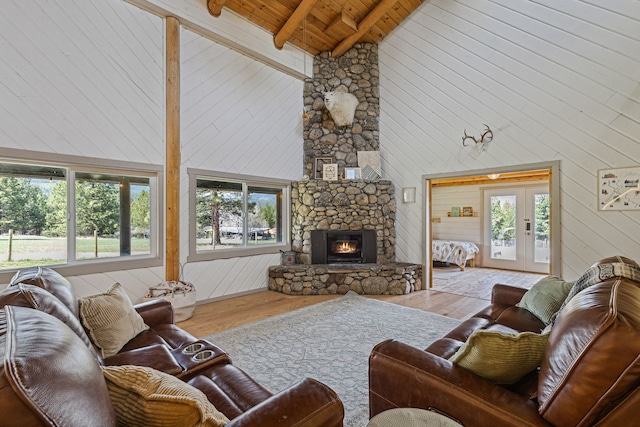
xmin=598 ymin=166 xmax=640 ymax=210
xmin=357 ymin=151 xmax=382 ymax=179
xmin=450 ymin=207 xmax=460 ymax=217
xmin=462 ymin=206 xmax=474 ymax=217
xmin=323 ymin=90 xmax=359 ymax=126
xmin=344 ymin=167 xmax=361 ymax=180
xmin=315 ymin=156 xmax=334 ymax=179
xmin=462 ymin=124 xmax=493 ymax=152
xmin=322 ymin=163 xmax=339 ymax=181
xmin=402 ymin=187 xmax=416 ymax=203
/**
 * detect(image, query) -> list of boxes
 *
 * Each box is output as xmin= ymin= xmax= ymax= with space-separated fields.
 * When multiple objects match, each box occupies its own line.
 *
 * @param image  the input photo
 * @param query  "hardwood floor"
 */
xmin=178 ymin=267 xmax=545 ymax=338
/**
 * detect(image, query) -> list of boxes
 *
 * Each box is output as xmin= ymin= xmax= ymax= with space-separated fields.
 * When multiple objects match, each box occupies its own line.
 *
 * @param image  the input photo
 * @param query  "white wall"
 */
xmin=0 ymin=0 xmax=167 ymax=298
xmin=0 ymin=0 xmax=164 ymax=164
xmin=0 ymin=0 xmax=303 ymax=301
xmin=380 ymin=0 xmax=640 ymax=280
xmin=431 ymin=186 xmax=482 ymax=244
xmin=179 ymin=27 xmax=303 ymax=301
xmin=4 ymin=0 xmax=639 ymax=299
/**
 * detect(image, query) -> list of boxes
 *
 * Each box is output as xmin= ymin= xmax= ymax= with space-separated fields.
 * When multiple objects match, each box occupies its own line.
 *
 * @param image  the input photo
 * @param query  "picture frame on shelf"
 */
xmin=462 ymin=206 xmax=473 ymax=217
xmin=344 ymin=167 xmax=361 ymax=180
xmin=323 ymin=163 xmax=339 ymax=181
xmin=450 ymin=207 xmax=460 ymax=217
xmin=314 ymin=156 xmax=334 ymax=180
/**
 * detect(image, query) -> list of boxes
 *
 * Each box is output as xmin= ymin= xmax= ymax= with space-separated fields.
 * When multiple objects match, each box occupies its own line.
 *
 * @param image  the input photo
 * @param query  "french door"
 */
xmin=482 ymin=186 xmax=550 ymax=273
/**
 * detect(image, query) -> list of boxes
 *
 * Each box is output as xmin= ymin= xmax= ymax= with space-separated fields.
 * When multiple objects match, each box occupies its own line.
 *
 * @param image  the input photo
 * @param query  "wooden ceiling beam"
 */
xmin=274 ymin=0 xmax=320 ymax=50
xmin=331 ymin=0 xmax=399 ymax=57
xmin=207 ymin=0 xmax=227 ymax=17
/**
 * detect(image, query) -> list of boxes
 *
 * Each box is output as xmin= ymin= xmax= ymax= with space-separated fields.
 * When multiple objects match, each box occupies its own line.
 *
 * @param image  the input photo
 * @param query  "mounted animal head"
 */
xmin=323 ymin=91 xmax=337 ymax=110
xmin=322 ymin=90 xmax=359 ymax=127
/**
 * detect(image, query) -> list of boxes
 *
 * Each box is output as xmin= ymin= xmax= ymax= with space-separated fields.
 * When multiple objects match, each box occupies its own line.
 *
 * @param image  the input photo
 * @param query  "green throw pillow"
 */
xmin=516 ymin=276 xmax=574 ymax=325
xmin=449 ymin=329 xmax=550 ymax=384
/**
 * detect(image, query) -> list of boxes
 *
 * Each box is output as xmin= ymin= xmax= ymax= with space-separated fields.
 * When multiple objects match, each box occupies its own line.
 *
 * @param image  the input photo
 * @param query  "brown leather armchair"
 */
xmin=370 ymin=266 xmax=640 ymax=426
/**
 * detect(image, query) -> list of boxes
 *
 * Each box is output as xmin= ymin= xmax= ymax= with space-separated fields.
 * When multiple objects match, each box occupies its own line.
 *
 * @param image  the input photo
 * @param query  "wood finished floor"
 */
xmin=178 ymin=267 xmax=545 ymax=338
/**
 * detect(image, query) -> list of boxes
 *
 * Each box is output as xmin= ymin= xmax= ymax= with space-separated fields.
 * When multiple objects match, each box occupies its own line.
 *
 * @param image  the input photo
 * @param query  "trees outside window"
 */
xmin=189 ymin=170 xmax=289 ymax=261
xmin=0 ymin=160 xmax=158 ymax=273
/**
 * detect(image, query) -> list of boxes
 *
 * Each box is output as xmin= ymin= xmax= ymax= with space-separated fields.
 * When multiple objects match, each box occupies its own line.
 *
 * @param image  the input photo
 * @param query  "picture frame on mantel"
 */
xmin=323 ymin=163 xmax=339 ymax=181
xmin=314 ymin=156 xmax=334 ymax=179
xmin=344 ymin=167 xmax=361 ymax=180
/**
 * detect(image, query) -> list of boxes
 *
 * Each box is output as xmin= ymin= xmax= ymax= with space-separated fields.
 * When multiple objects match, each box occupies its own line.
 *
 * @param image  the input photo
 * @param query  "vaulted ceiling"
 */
xmin=207 ymin=0 xmax=424 ymax=57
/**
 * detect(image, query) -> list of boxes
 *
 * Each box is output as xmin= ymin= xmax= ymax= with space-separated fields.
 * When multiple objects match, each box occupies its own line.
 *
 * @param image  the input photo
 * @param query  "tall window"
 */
xmin=189 ymin=170 xmax=289 ymax=261
xmin=0 ymin=157 xmax=161 ymax=278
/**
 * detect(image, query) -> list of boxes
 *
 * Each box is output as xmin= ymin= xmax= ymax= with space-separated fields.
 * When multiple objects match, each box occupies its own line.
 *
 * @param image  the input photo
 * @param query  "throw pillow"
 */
xmin=550 ymin=260 xmax=640 ymax=325
xmin=79 ymin=282 xmax=149 ymax=358
xmin=101 ymin=365 xmax=229 ymax=427
xmin=449 ymin=329 xmax=550 ymax=384
xmin=516 ymin=276 xmax=574 ymax=325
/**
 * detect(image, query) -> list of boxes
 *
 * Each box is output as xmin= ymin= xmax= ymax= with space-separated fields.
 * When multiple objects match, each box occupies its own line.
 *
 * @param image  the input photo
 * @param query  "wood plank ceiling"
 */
xmin=207 ymin=0 xmax=425 ymax=57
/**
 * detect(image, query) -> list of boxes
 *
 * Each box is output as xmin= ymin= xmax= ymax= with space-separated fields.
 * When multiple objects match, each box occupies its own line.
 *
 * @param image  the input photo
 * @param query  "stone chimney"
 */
xmin=291 ymin=43 xmax=396 ymax=265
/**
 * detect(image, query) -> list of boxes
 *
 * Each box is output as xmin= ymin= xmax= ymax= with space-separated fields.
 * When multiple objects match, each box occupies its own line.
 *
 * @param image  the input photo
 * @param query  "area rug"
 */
xmin=203 ymin=292 xmax=460 ymax=427
xmin=432 ymin=267 xmax=543 ymax=300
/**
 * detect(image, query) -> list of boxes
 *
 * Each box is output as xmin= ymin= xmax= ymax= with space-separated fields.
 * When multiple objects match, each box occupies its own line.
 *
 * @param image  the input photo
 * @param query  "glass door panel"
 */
xmin=489 ymin=195 xmax=517 ymax=261
xmin=484 ymin=186 xmax=549 ymax=273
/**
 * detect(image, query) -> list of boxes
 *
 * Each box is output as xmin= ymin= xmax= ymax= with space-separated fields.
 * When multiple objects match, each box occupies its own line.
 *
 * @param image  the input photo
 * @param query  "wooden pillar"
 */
xmin=166 ymin=16 xmax=181 ymax=281
xmin=119 ymin=178 xmax=131 ymax=256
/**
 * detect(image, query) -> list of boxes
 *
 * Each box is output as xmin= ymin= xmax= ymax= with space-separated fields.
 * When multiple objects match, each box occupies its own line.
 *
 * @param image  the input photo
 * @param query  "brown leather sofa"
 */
xmin=369 ymin=257 xmax=640 ymax=426
xmin=1 ymin=267 xmax=344 ymax=427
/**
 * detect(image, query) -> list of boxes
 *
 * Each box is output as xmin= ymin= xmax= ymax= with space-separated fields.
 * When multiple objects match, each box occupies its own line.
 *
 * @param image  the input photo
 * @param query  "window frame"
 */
xmin=188 ymin=169 xmax=291 ymax=262
xmin=0 ymin=148 xmax=163 ymax=283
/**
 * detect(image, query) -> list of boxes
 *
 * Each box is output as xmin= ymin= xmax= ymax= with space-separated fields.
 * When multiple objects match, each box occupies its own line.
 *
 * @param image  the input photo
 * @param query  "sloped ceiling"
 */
xmin=207 ymin=0 xmax=424 ymax=57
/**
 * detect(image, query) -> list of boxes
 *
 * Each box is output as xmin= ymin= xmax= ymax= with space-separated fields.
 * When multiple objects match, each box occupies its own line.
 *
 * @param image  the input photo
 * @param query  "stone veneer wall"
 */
xmin=303 ymin=43 xmax=379 ymax=178
xmin=268 ymin=263 xmax=422 ymax=295
xmin=291 ymin=179 xmax=395 ymax=264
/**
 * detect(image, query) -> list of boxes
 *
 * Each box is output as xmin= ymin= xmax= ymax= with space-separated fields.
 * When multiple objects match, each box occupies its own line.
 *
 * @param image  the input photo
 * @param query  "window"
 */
xmin=189 ymin=170 xmax=289 ymax=261
xmin=0 ymin=153 xmax=161 ymax=281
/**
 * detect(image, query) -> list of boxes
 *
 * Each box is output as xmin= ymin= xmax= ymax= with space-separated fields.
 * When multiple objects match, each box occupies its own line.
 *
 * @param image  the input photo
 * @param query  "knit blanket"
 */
xmin=551 ymin=261 xmax=640 ymax=325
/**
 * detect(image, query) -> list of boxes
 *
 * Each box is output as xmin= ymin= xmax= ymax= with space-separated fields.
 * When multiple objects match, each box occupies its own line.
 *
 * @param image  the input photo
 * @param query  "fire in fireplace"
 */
xmin=311 ymin=230 xmax=376 ymax=264
xmin=333 ymin=240 xmax=358 ymax=254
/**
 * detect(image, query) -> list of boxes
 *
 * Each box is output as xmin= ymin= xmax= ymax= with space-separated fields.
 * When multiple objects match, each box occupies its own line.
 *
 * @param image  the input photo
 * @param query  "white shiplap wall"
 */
xmin=0 ymin=0 xmax=303 ymax=301
xmin=431 ymin=186 xmax=482 ymax=244
xmin=179 ymin=28 xmax=303 ymax=301
xmin=380 ymin=0 xmax=640 ymax=280
xmin=0 ymin=0 xmax=166 ymax=298
xmin=0 ymin=0 xmax=164 ymax=165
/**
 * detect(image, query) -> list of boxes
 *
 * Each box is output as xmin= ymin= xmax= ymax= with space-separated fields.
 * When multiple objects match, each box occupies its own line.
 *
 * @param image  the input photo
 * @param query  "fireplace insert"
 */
xmin=311 ymin=230 xmax=376 ymax=264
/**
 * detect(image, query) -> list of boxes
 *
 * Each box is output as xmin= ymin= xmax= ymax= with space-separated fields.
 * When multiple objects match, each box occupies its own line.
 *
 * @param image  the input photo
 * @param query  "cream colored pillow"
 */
xmin=449 ymin=329 xmax=550 ymax=384
xmin=79 ymin=282 xmax=149 ymax=357
xmin=101 ymin=365 xmax=229 ymax=427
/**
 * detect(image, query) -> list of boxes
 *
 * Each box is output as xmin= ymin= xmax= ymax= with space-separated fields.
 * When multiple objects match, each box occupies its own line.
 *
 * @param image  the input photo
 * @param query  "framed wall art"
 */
xmin=344 ymin=167 xmax=361 ymax=180
xmin=322 ymin=163 xmax=338 ymax=181
xmin=314 ymin=156 xmax=334 ymax=180
xmin=598 ymin=166 xmax=640 ymax=211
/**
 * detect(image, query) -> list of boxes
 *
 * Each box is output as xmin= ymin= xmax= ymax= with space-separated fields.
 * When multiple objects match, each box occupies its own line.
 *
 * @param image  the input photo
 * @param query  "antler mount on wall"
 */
xmin=462 ymin=124 xmax=494 ymax=152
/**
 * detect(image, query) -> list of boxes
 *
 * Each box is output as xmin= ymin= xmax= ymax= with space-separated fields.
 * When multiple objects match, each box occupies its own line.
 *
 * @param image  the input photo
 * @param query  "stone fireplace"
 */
xmin=267 ymin=43 xmax=423 ymax=295
xmin=311 ymin=230 xmax=377 ymax=264
xmin=291 ymin=179 xmax=395 ymax=265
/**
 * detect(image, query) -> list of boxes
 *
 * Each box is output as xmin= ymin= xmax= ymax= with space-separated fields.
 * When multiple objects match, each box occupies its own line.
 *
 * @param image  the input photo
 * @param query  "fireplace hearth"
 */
xmin=311 ymin=230 xmax=376 ymax=264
